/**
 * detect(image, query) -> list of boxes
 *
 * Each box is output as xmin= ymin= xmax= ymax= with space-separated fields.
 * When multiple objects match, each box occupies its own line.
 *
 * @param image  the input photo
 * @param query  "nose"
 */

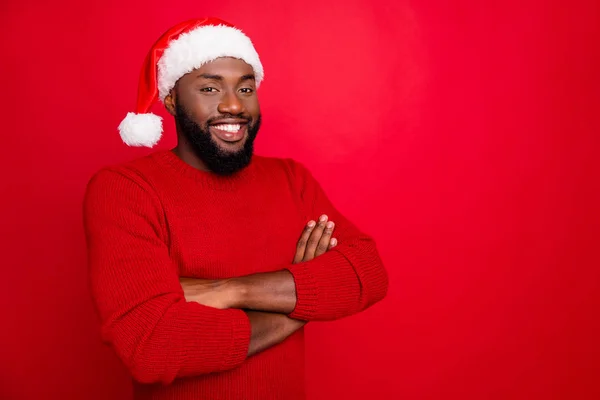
xmin=217 ymin=91 xmax=245 ymax=115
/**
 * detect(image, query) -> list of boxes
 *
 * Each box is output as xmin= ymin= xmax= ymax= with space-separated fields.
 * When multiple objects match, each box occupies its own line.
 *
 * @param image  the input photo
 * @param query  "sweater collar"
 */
xmin=154 ymin=149 xmax=258 ymax=191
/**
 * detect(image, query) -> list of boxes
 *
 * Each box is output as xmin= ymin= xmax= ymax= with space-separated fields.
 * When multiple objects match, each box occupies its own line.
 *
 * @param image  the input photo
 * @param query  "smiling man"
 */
xmin=83 ymin=17 xmax=388 ymax=400
xmin=168 ymin=58 xmax=260 ymax=175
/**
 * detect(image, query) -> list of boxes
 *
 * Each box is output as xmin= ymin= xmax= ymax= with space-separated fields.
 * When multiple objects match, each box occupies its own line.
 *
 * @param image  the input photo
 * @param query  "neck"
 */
xmin=172 ymin=136 xmax=210 ymax=172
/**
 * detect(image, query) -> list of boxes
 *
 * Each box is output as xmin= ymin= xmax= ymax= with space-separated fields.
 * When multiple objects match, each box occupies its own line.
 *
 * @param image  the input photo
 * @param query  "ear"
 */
xmin=164 ymin=88 xmax=176 ymax=116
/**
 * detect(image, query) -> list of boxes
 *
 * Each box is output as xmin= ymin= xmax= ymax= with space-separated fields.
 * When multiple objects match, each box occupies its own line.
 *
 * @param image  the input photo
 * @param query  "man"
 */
xmin=83 ymin=17 xmax=388 ymax=400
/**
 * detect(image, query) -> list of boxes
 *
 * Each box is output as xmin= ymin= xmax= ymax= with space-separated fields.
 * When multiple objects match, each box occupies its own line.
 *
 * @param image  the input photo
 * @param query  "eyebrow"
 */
xmin=197 ymin=73 xmax=223 ymax=81
xmin=240 ymin=74 xmax=256 ymax=82
xmin=197 ymin=73 xmax=256 ymax=82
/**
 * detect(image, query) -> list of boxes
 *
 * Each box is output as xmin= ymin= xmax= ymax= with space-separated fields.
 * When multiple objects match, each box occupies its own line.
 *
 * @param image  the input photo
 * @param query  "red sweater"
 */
xmin=83 ymin=150 xmax=388 ymax=399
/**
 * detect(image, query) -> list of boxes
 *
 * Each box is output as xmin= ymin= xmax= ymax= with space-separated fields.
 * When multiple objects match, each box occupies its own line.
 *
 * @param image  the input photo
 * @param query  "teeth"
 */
xmin=214 ymin=124 xmax=241 ymax=133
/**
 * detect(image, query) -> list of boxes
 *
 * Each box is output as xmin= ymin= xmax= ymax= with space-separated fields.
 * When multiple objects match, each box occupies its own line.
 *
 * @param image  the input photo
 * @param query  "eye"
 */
xmin=239 ymin=88 xmax=254 ymax=94
xmin=200 ymin=87 xmax=218 ymax=93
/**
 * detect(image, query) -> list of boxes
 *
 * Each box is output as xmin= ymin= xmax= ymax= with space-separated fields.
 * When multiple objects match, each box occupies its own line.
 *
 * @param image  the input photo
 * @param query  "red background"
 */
xmin=1 ymin=1 xmax=599 ymax=399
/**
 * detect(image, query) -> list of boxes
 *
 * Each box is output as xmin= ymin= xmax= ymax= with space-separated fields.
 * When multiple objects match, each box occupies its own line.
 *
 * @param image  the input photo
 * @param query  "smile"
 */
xmin=210 ymin=123 xmax=247 ymax=143
xmin=213 ymin=124 xmax=242 ymax=133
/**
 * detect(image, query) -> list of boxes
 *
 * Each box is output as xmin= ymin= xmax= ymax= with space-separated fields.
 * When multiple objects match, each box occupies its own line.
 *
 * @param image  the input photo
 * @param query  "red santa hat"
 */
xmin=118 ymin=17 xmax=264 ymax=147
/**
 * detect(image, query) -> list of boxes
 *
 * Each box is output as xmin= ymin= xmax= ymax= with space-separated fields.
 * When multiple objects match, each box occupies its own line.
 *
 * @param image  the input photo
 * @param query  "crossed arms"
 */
xmin=179 ymin=214 xmax=339 ymax=357
xmin=83 ymin=161 xmax=388 ymax=384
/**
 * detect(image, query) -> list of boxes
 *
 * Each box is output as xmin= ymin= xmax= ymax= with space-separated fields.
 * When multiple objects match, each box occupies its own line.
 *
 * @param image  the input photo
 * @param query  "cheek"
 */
xmin=187 ymin=97 xmax=219 ymax=124
xmin=245 ymin=97 xmax=261 ymax=117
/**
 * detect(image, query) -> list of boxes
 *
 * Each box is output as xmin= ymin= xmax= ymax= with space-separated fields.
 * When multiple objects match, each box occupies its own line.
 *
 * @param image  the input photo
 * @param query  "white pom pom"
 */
xmin=118 ymin=112 xmax=163 ymax=147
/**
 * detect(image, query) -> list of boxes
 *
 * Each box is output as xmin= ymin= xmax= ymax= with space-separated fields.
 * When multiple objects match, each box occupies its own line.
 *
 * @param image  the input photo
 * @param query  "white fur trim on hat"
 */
xmin=118 ymin=112 xmax=163 ymax=147
xmin=157 ymin=24 xmax=264 ymax=101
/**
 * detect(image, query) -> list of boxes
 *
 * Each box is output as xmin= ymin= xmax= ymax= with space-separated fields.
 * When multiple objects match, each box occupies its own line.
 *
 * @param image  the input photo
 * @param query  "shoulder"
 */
xmin=84 ymin=152 xmax=162 ymax=205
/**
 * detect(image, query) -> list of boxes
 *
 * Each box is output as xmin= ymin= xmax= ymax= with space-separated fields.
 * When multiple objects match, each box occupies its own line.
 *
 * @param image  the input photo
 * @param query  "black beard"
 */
xmin=175 ymin=100 xmax=261 ymax=176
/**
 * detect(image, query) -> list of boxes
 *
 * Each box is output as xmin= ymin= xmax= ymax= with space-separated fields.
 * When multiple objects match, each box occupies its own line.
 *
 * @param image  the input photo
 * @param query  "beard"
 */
xmin=174 ymin=100 xmax=261 ymax=176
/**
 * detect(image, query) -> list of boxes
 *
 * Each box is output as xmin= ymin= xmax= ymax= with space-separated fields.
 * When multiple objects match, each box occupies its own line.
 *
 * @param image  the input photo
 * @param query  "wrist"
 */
xmin=226 ymin=270 xmax=297 ymax=314
xmin=286 ymin=316 xmax=306 ymax=330
xmin=227 ymin=277 xmax=250 ymax=309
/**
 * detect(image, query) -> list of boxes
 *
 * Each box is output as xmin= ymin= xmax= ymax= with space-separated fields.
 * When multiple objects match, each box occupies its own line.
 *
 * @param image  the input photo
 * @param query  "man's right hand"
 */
xmin=293 ymin=214 xmax=337 ymax=264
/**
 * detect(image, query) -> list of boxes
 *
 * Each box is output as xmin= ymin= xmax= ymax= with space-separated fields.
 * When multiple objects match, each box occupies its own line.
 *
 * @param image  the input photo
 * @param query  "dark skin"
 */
xmin=164 ymin=57 xmax=260 ymax=171
xmin=180 ymin=214 xmax=337 ymax=356
xmin=179 ymin=214 xmax=337 ymax=311
xmin=165 ymin=57 xmax=338 ymax=356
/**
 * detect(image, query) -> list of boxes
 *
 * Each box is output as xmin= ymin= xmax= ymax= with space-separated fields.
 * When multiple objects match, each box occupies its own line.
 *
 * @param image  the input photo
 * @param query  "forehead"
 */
xmin=189 ymin=57 xmax=255 ymax=80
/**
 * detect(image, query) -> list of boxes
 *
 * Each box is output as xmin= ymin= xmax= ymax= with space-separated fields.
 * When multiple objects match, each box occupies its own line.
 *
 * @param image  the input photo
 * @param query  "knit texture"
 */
xmin=83 ymin=150 xmax=388 ymax=399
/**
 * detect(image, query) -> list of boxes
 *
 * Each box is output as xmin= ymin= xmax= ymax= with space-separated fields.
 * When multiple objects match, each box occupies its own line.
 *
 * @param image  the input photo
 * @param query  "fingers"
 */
xmin=303 ymin=215 xmax=327 ymax=261
xmin=304 ymin=214 xmax=337 ymax=261
xmin=294 ymin=220 xmax=316 ymax=263
xmin=328 ymin=237 xmax=337 ymax=250
xmin=294 ymin=215 xmax=338 ymax=264
xmin=315 ymin=219 xmax=335 ymax=257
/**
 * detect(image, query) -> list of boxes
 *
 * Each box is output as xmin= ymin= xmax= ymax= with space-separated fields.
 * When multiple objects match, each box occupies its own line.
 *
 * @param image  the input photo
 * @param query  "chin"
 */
xmin=213 ymin=136 xmax=248 ymax=153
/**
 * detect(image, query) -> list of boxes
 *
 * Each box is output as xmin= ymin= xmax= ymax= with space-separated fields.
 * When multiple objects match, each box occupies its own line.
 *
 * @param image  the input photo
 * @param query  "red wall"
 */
xmin=1 ymin=1 xmax=599 ymax=399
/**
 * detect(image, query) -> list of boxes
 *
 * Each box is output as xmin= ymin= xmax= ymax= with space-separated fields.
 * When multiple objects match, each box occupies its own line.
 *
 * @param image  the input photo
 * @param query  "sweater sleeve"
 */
xmin=82 ymin=167 xmax=251 ymax=384
xmin=284 ymin=160 xmax=389 ymax=321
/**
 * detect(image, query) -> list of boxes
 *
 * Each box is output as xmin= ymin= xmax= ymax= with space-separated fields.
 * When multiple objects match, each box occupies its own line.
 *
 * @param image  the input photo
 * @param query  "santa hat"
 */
xmin=118 ymin=17 xmax=264 ymax=147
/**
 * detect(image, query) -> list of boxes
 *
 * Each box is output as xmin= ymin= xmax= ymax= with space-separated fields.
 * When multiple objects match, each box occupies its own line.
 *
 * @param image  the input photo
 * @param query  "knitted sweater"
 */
xmin=82 ymin=150 xmax=388 ymax=400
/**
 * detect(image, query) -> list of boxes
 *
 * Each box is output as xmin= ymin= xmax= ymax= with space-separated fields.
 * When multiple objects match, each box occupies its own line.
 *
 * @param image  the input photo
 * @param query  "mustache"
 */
xmin=206 ymin=114 xmax=252 ymax=125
